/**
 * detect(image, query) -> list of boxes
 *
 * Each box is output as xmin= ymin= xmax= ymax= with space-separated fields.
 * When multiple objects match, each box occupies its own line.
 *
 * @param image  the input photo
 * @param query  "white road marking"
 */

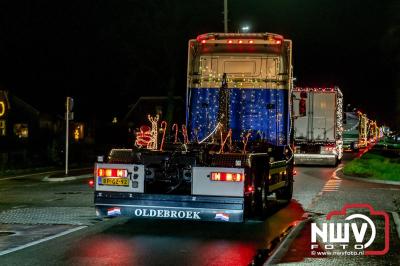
xmin=324 ymin=184 xmax=341 ymax=187
xmin=0 ymin=171 xmax=60 ymax=181
xmin=321 ymin=168 xmax=343 ymax=192
xmin=392 ymin=212 xmax=400 ymax=241
xmin=326 ymin=180 xmax=341 ymax=183
xmin=0 ymin=226 xmax=87 ymax=256
xmin=332 ymin=167 xmax=343 ymax=180
xmin=0 ymin=168 xmax=92 ymax=181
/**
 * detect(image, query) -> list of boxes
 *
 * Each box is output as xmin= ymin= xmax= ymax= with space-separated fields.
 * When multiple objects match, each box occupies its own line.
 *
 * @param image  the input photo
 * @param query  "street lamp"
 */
xmin=241 ymin=25 xmax=250 ymax=32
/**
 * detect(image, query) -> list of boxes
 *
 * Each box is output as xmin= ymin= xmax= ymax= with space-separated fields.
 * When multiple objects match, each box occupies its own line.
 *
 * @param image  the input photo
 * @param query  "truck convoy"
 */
xmin=292 ymin=87 xmax=343 ymax=166
xmin=94 ymin=32 xmax=295 ymax=222
xmin=343 ymin=111 xmax=361 ymax=151
xmin=342 ymin=110 xmax=369 ymax=151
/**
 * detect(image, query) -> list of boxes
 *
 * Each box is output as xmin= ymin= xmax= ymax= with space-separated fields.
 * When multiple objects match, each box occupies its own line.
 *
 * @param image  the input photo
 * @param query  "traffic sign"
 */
xmin=66 ymin=97 xmax=74 ymax=112
xmin=65 ymin=112 xmax=74 ymax=120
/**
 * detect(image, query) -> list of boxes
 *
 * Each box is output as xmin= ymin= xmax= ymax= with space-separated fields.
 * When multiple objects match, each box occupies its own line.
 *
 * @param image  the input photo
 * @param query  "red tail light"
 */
xmin=210 ymin=172 xmax=243 ymax=182
xmin=88 ymin=179 xmax=94 ymax=188
xmin=248 ymin=40 xmax=254 ymax=44
xmin=293 ymin=169 xmax=297 ymax=176
xmin=97 ymin=168 xmax=128 ymax=178
xmin=227 ymin=40 xmax=233 ymax=44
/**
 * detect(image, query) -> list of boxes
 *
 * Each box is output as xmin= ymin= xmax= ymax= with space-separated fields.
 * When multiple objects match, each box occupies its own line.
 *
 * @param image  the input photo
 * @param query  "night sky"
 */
xmin=0 ymin=0 xmax=399 ymax=128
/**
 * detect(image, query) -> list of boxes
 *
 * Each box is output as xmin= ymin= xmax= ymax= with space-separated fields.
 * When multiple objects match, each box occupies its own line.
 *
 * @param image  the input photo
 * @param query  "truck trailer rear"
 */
xmin=94 ymin=33 xmax=295 ymax=222
xmin=293 ymin=87 xmax=343 ymax=166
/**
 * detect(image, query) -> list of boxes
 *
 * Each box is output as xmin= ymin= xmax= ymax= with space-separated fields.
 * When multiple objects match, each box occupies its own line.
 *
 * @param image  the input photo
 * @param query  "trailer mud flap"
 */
xmin=96 ymin=205 xmax=243 ymax=222
xmin=95 ymin=193 xmax=244 ymax=222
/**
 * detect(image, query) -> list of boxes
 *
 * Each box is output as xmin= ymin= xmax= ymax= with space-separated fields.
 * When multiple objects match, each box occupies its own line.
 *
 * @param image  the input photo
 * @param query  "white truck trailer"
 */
xmin=293 ymin=87 xmax=343 ymax=166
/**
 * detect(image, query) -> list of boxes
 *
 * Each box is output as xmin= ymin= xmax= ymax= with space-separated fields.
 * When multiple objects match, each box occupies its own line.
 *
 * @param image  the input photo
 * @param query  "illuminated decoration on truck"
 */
xmin=188 ymin=88 xmax=288 ymax=145
xmin=196 ymin=33 xmax=284 ymax=45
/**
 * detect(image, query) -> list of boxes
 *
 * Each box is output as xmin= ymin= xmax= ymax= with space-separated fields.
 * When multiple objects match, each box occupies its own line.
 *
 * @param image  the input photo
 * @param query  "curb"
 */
xmin=392 ymin=212 xmax=400 ymax=241
xmin=42 ymin=174 xmax=92 ymax=182
xmin=264 ymin=218 xmax=310 ymax=265
xmin=338 ymin=170 xmax=400 ymax=186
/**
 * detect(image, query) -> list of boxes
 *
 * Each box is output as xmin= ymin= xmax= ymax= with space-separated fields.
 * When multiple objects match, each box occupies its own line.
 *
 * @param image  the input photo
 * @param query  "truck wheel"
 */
xmin=244 ymin=181 xmax=257 ymax=218
xmin=276 ymin=175 xmax=293 ymax=202
xmin=255 ymin=172 xmax=269 ymax=219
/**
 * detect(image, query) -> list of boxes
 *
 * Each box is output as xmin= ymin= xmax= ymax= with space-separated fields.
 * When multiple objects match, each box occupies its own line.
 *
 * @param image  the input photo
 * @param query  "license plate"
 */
xmin=100 ymin=178 xmax=129 ymax=186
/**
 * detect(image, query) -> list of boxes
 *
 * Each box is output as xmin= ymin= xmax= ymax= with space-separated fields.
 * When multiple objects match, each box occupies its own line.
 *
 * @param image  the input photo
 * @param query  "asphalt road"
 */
xmin=0 ymin=151 xmax=399 ymax=265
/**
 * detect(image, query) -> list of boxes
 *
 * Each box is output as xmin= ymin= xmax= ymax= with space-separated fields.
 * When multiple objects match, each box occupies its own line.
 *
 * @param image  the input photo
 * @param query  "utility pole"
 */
xmin=65 ymin=97 xmax=73 ymax=176
xmin=224 ymin=0 xmax=228 ymax=33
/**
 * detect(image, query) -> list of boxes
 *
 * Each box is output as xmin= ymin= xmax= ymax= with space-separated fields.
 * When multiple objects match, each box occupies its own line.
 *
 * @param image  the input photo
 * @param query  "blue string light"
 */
xmin=189 ymin=88 xmax=289 ymax=145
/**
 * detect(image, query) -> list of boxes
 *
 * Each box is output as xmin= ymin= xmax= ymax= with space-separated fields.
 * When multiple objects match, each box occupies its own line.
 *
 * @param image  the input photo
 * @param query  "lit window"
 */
xmin=13 ymin=123 xmax=28 ymax=138
xmin=73 ymin=123 xmax=84 ymax=141
xmin=0 ymin=120 xmax=6 ymax=136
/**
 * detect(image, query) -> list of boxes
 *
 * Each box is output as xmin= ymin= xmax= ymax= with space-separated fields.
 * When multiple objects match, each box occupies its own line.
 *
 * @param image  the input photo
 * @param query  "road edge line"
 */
xmin=392 ymin=212 xmax=400 ymax=241
xmin=0 ymin=167 xmax=92 ymax=181
xmin=264 ymin=217 xmax=310 ymax=265
xmin=0 ymin=225 xmax=87 ymax=256
xmin=42 ymin=174 xmax=92 ymax=182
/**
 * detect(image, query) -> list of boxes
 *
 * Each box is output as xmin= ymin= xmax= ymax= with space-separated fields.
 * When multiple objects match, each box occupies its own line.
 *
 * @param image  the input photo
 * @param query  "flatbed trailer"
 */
xmin=94 ymin=33 xmax=295 ymax=222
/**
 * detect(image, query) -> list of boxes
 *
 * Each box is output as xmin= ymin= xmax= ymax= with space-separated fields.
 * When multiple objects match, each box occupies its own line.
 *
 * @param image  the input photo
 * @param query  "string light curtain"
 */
xmin=189 ymin=87 xmax=288 ymax=145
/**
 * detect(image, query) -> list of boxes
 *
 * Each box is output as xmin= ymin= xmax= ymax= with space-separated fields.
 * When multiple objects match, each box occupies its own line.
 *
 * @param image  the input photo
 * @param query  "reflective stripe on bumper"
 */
xmin=294 ymin=154 xmax=337 ymax=166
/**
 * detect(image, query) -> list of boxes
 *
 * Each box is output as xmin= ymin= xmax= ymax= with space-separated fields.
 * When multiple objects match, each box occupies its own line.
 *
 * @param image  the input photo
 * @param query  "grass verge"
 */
xmin=343 ymin=152 xmax=400 ymax=181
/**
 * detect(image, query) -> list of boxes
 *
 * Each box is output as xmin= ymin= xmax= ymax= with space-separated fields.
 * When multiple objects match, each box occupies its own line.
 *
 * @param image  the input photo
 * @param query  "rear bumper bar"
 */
xmin=95 ymin=192 xmax=244 ymax=223
xmin=294 ymin=154 xmax=337 ymax=166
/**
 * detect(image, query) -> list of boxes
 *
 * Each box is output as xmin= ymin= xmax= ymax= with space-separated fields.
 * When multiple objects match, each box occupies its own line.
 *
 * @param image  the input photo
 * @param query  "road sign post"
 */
xmin=65 ymin=97 xmax=73 ymax=176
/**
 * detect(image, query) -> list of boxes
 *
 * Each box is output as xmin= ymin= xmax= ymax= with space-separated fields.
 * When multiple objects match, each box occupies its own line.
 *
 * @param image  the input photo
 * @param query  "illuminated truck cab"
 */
xmin=187 ymin=33 xmax=291 ymax=145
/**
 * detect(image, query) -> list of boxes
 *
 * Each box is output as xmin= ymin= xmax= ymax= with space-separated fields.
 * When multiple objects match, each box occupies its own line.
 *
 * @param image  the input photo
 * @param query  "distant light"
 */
xmin=227 ymin=40 xmax=233 ymax=44
xmin=241 ymin=25 xmax=250 ymax=32
xmin=248 ymin=40 xmax=254 ymax=44
xmin=201 ymin=39 xmax=206 ymax=44
xmin=112 ymin=117 xmax=118 ymax=123
xmin=276 ymin=40 xmax=282 ymax=44
xmin=238 ymin=40 xmax=243 ymax=44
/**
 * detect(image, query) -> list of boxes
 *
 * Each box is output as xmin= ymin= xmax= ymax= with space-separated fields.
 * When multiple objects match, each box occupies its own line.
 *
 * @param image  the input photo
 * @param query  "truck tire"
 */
xmin=255 ymin=169 xmax=269 ymax=219
xmin=351 ymin=142 xmax=359 ymax=152
xmin=244 ymin=179 xmax=257 ymax=218
xmin=276 ymin=171 xmax=293 ymax=202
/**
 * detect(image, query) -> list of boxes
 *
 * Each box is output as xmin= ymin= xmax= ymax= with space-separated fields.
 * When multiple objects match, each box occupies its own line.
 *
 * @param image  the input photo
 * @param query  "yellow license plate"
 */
xmin=101 ymin=178 xmax=129 ymax=186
